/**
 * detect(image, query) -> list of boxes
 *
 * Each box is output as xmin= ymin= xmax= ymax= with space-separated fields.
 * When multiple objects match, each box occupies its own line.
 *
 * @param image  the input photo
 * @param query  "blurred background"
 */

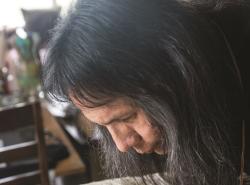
xmin=0 ymin=0 xmax=73 ymax=28
xmin=0 ymin=0 xmax=74 ymax=104
xmin=0 ymin=1 xmax=103 ymax=184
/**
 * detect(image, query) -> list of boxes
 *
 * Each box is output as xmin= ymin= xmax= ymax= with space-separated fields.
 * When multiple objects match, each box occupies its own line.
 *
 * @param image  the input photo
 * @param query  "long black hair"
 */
xmin=43 ymin=0 xmax=244 ymax=184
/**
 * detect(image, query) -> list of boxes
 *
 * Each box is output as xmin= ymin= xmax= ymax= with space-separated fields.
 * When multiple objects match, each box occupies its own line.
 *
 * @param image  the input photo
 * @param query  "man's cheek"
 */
xmin=138 ymin=126 xmax=160 ymax=142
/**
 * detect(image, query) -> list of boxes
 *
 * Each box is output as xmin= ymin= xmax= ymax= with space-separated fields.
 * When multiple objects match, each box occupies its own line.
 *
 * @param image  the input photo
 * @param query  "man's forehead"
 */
xmin=72 ymin=97 xmax=128 ymax=110
xmin=71 ymin=97 xmax=134 ymax=124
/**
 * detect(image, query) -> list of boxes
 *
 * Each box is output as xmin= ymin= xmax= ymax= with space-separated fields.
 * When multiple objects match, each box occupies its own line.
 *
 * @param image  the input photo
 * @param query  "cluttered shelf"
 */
xmin=0 ymin=98 xmax=87 ymax=184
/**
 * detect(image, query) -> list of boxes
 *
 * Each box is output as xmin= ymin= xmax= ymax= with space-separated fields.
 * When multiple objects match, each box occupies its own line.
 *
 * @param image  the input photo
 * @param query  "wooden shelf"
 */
xmin=41 ymin=106 xmax=86 ymax=177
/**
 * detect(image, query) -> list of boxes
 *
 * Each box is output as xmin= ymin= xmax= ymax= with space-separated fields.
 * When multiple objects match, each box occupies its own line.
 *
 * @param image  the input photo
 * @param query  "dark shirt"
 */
xmin=210 ymin=3 xmax=250 ymax=173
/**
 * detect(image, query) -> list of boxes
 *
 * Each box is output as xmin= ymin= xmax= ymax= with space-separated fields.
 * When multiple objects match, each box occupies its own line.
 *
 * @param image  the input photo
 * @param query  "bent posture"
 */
xmin=43 ymin=0 xmax=249 ymax=184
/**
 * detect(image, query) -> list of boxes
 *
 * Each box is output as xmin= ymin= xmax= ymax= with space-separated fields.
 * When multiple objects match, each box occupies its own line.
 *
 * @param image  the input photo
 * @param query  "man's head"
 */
xmin=72 ymin=98 xmax=166 ymax=155
xmin=43 ymin=0 xmax=240 ymax=184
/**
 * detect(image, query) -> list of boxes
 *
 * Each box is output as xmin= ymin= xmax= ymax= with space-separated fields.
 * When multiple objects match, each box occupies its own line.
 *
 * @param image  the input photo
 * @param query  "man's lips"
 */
xmin=133 ymin=145 xmax=155 ymax=154
xmin=134 ymin=148 xmax=153 ymax=154
xmin=133 ymin=140 xmax=166 ymax=155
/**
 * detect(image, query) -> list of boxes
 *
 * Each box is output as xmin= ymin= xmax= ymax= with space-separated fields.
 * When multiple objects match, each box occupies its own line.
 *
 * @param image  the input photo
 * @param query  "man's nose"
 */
xmin=107 ymin=125 xmax=140 ymax=152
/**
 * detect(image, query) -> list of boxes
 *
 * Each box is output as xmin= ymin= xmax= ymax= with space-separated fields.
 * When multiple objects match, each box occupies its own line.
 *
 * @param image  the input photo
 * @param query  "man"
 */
xmin=43 ymin=0 xmax=249 ymax=184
